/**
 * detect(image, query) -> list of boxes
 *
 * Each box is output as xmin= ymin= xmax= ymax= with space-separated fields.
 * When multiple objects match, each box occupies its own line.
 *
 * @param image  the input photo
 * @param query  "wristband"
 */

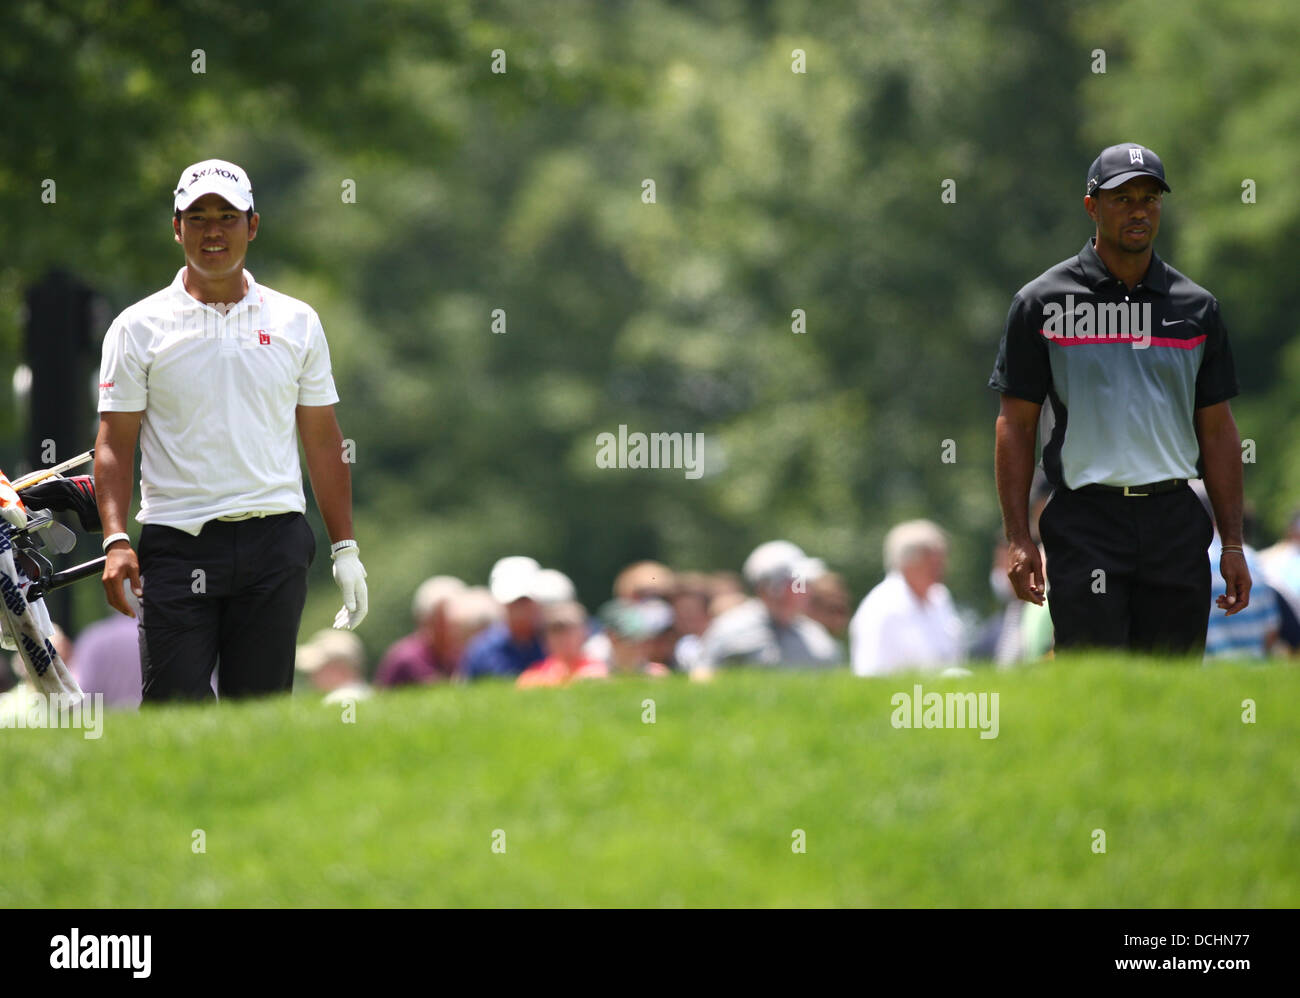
xmin=102 ymin=532 xmax=131 ymax=553
xmin=1220 ymin=545 xmax=1244 ymax=555
xmin=330 ymin=539 xmax=359 ymax=558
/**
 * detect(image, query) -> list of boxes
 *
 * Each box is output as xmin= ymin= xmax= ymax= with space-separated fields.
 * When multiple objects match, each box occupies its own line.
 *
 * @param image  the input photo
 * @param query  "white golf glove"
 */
xmin=331 ymin=545 xmax=368 ymax=630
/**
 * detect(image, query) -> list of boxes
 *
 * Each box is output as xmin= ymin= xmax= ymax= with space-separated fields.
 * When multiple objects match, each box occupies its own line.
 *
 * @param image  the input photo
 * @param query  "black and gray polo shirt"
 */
xmin=989 ymin=239 xmax=1238 ymax=490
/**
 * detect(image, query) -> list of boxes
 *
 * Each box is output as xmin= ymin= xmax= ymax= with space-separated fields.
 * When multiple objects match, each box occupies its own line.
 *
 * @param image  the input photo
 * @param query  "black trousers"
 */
xmin=1038 ymin=485 xmax=1213 ymax=655
xmin=138 ymin=513 xmax=316 ymax=703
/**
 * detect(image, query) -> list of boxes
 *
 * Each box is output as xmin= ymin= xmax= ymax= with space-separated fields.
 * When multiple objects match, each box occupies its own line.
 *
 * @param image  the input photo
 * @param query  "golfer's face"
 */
xmin=1088 ymin=177 xmax=1163 ymax=256
xmin=174 ymin=193 xmax=258 ymax=290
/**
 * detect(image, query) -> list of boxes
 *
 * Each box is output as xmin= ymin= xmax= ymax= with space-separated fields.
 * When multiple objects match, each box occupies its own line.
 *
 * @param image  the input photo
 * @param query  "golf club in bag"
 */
xmin=0 ymin=448 xmax=105 ymax=701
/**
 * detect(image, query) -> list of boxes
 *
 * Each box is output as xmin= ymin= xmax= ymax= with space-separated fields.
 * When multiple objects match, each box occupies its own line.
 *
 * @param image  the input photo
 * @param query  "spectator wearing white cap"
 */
xmin=849 ymin=520 xmax=964 ymax=676
xmin=374 ymin=575 xmax=466 ymax=687
xmin=462 ymin=556 xmax=547 ymax=680
xmin=530 ymin=567 xmax=576 ymax=605
xmin=296 ymin=629 xmax=371 ymax=706
xmin=692 ymin=540 xmax=840 ymax=673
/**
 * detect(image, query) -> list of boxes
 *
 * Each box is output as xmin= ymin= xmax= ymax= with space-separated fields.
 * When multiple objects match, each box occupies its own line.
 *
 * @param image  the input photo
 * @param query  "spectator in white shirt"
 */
xmin=850 ymin=519 xmax=964 ymax=676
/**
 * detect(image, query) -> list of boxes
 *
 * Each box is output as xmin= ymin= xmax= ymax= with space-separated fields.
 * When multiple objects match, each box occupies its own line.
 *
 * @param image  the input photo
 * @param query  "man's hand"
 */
xmin=332 ymin=546 xmax=368 ymax=629
xmin=102 ymin=543 xmax=143 ymax=618
xmin=95 ymin=411 xmax=143 ymax=616
xmin=995 ymin=394 xmax=1046 ymax=606
xmin=1217 ymin=551 xmax=1252 ymax=615
xmin=1007 ymin=539 xmax=1046 ymax=606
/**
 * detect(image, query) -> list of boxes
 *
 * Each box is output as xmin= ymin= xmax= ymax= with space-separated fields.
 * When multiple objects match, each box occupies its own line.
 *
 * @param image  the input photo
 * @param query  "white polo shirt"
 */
xmin=98 ymin=268 xmax=339 ymax=535
xmin=849 ymin=571 xmax=964 ymax=677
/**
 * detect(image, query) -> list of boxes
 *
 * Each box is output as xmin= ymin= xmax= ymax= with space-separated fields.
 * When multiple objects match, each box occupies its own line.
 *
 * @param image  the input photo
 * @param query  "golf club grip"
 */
xmin=27 ymin=555 xmax=107 ymax=600
xmin=12 ymin=448 xmax=95 ymax=492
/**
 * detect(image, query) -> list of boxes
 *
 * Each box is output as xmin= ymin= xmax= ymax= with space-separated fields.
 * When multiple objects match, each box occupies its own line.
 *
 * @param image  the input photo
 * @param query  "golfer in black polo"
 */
xmin=991 ymin=143 xmax=1250 ymax=654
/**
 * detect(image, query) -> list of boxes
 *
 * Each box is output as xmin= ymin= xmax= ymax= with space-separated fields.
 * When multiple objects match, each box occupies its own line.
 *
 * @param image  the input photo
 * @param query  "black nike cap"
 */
xmin=1086 ymin=143 xmax=1171 ymax=196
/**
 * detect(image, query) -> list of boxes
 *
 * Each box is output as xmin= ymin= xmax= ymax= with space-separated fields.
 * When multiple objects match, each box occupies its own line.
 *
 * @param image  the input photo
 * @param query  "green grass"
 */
xmin=1 ymin=657 xmax=1296 ymax=907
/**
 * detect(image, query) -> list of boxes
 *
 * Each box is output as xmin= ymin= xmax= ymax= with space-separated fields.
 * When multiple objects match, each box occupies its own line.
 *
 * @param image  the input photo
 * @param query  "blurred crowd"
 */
xmin=3 ymin=480 xmax=1298 ymax=713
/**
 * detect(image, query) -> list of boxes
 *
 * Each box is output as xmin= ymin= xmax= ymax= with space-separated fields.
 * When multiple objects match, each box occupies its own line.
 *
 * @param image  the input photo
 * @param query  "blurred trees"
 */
xmin=1 ymin=0 xmax=1294 ymax=654
xmin=1079 ymin=0 xmax=1300 ymax=534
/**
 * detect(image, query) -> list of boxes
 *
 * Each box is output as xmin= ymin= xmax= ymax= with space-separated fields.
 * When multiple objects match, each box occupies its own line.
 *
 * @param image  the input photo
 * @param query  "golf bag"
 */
xmin=0 ymin=452 xmax=106 ymax=701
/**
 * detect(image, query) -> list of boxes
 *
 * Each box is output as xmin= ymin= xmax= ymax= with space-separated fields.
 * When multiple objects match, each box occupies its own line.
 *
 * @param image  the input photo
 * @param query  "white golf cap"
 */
xmin=173 ymin=158 xmax=255 ymax=213
xmin=530 ymin=567 xmax=576 ymax=604
xmin=488 ymin=555 xmax=541 ymax=605
xmin=742 ymin=540 xmax=807 ymax=589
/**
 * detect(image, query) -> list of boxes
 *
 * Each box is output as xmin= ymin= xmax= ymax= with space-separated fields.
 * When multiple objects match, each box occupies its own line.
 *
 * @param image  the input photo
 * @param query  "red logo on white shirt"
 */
xmin=257 ymin=331 xmax=270 ymax=345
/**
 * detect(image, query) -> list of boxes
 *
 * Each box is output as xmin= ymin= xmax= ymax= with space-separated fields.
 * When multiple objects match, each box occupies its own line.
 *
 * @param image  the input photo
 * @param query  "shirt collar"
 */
xmin=169 ymin=267 xmax=260 ymax=310
xmin=1077 ymin=239 xmax=1170 ymax=296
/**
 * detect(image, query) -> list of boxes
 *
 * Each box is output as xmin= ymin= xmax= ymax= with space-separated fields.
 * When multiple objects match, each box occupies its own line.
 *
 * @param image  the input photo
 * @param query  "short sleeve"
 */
xmin=988 ymin=294 xmax=1050 ymax=403
xmin=1194 ymin=299 xmax=1239 ymax=409
xmin=98 ymin=318 xmax=148 ymax=412
xmin=298 ymin=312 xmax=340 ymax=406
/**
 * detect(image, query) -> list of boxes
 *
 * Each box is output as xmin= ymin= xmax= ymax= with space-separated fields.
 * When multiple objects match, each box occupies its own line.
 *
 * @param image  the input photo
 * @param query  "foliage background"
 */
xmin=2 ymin=0 xmax=1295 ymax=659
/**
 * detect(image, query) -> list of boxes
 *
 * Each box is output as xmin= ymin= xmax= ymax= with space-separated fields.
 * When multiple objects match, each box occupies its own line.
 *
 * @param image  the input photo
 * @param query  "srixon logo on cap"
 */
xmin=190 ymin=166 xmax=243 ymax=184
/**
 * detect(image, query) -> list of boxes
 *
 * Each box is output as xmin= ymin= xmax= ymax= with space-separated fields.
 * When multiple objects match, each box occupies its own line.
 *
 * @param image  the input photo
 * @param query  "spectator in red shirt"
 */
xmin=373 ymin=575 xmax=466 ymax=687
xmin=517 ymin=600 xmax=606 ymax=688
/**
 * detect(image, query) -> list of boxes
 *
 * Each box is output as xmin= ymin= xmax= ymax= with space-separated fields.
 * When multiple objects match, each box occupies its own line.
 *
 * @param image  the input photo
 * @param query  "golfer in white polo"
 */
xmin=95 ymin=159 xmax=368 ymax=702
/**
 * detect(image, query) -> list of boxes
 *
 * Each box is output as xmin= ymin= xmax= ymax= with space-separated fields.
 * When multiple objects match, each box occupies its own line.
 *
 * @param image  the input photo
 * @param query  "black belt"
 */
xmin=1076 ymin=479 xmax=1186 ymax=497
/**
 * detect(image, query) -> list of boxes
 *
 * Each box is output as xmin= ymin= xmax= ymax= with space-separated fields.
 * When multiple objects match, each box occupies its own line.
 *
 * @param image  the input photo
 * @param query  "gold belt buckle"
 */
xmin=1122 ymin=485 xmax=1149 ymax=497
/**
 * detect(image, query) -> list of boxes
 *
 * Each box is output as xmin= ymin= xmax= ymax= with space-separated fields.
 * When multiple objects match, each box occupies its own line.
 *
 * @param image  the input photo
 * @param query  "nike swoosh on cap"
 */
xmin=1160 ymin=318 xmax=1183 ymax=326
